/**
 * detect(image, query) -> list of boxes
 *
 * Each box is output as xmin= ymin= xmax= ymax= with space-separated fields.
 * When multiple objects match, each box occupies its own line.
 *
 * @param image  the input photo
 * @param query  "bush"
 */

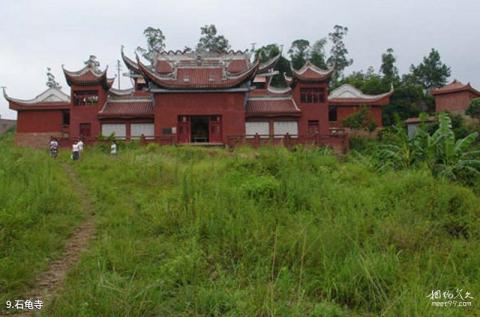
xmin=342 ymin=106 xmax=376 ymax=131
xmin=240 ymin=175 xmax=281 ymax=201
xmin=466 ymin=98 xmax=480 ymax=120
xmin=348 ymin=136 xmax=375 ymax=153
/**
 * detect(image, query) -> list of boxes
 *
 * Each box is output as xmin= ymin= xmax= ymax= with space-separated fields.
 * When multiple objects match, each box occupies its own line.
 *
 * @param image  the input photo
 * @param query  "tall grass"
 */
xmin=44 ymin=144 xmax=480 ymax=316
xmin=0 ymin=132 xmax=83 ymax=310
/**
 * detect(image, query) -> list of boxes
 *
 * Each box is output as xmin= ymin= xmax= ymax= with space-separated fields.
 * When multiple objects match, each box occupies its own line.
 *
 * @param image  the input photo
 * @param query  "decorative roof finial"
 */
xmin=84 ymin=55 xmax=100 ymax=69
xmin=46 ymin=67 xmax=62 ymax=89
xmin=2 ymin=86 xmax=11 ymax=102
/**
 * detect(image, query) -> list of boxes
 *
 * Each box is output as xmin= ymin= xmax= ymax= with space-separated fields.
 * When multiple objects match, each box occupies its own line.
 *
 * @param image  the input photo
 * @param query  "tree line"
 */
xmin=136 ymin=24 xmax=452 ymax=125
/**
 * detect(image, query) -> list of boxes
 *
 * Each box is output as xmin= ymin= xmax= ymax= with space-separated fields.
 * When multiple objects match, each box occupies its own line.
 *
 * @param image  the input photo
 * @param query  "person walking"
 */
xmin=72 ymin=140 xmax=80 ymax=161
xmin=49 ymin=137 xmax=59 ymax=159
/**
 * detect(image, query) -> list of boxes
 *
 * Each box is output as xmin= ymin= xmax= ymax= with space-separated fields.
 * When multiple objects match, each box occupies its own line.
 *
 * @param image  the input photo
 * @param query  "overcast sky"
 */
xmin=1 ymin=0 xmax=479 ymax=119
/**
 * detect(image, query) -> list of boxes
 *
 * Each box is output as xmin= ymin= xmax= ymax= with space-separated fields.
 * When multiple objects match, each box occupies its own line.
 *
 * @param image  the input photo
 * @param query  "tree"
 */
xmin=255 ymin=44 xmax=290 ymax=88
xmin=255 ymin=44 xmax=281 ymax=62
xmin=136 ymin=27 xmax=166 ymax=63
xmin=288 ymin=39 xmax=310 ymax=70
xmin=46 ymin=67 xmax=61 ymax=89
xmin=342 ymin=106 xmax=377 ymax=131
xmin=310 ymin=38 xmax=327 ymax=69
xmin=196 ymin=24 xmax=230 ymax=53
xmin=410 ymin=49 xmax=451 ymax=91
xmin=341 ymin=67 xmax=388 ymax=95
xmin=380 ymin=48 xmax=399 ymax=85
xmin=466 ymin=98 xmax=480 ymax=122
xmin=327 ymin=25 xmax=353 ymax=82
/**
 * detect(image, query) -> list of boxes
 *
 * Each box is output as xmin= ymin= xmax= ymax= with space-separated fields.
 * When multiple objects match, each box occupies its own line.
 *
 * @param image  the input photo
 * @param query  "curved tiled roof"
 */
xmin=227 ymin=59 xmax=248 ymax=74
xmin=328 ymin=84 xmax=393 ymax=106
xmin=258 ymin=53 xmax=281 ymax=74
xmin=267 ymin=83 xmax=292 ymax=96
xmin=137 ymin=56 xmax=259 ymax=90
xmin=246 ymin=96 xmax=300 ymax=117
xmin=290 ymin=61 xmax=334 ymax=82
xmin=99 ymin=95 xmax=154 ymax=118
xmin=155 ymin=59 xmax=174 ymax=74
xmin=4 ymin=87 xmax=70 ymax=110
xmin=121 ymin=47 xmax=141 ymax=74
xmin=63 ymin=63 xmax=111 ymax=89
xmin=431 ymin=80 xmax=480 ymax=96
xmin=108 ymin=87 xmax=135 ymax=97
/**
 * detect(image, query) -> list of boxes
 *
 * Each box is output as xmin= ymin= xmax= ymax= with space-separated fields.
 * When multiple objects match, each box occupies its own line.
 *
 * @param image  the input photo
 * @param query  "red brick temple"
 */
xmin=432 ymin=80 xmax=480 ymax=114
xmin=4 ymin=49 xmax=393 ymax=151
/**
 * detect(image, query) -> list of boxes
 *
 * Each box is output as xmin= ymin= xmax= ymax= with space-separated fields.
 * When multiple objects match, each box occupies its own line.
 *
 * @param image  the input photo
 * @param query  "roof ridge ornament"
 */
xmin=46 ymin=67 xmax=62 ymax=89
xmin=2 ymin=86 xmax=9 ymax=102
xmin=84 ymin=55 xmax=100 ymax=70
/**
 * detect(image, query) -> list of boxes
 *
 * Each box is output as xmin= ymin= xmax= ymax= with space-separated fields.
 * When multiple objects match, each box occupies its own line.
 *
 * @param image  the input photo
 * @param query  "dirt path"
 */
xmin=1 ymin=164 xmax=96 ymax=317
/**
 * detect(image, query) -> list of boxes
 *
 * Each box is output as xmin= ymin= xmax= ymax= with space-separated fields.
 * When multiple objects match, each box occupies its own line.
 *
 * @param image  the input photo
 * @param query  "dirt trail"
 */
xmin=1 ymin=164 xmax=96 ymax=317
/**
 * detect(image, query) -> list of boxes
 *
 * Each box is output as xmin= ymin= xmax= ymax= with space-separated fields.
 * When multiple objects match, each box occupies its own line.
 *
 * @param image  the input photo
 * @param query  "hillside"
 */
xmin=1 ymin=136 xmax=479 ymax=316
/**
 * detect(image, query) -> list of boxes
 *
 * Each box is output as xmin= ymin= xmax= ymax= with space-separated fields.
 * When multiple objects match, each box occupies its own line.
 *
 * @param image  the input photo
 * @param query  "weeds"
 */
xmin=42 ymin=144 xmax=480 ymax=316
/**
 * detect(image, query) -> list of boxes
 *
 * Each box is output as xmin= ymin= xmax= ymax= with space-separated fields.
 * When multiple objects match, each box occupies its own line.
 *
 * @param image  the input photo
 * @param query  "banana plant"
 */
xmin=375 ymin=112 xmax=480 ymax=182
xmin=430 ymin=113 xmax=480 ymax=180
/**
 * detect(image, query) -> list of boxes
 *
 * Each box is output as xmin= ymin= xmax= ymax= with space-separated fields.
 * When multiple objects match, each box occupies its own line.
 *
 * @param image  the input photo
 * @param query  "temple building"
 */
xmin=432 ymin=80 xmax=480 ymax=114
xmin=4 ymin=48 xmax=394 ymax=150
xmin=328 ymin=83 xmax=393 ymax=128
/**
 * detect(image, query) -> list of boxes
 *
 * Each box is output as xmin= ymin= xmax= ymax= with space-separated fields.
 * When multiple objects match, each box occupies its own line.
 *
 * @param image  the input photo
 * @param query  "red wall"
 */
xmin=17 ymin=110 xmax=64 ymax=133
xmin=334 ymin=106 xmax=383 ymax=127
xmin=291 ymin=82 xmax=330 ymax=135
xmin=69 ymin=85 xmax=108 ymax=140
xmin=435 ymin=91 xmax=475 ymax=113
xmin=154 ymin=92 xmax=247 ymax=143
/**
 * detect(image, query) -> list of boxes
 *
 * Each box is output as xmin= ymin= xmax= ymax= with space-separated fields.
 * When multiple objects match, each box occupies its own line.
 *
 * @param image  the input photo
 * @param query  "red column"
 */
xmin=126 ymin=122 xmax=131 ymax=141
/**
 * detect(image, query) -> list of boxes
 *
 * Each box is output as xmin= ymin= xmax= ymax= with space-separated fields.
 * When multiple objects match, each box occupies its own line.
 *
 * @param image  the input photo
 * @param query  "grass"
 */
xmin=39 ymin=143 xmax=480 ymax=316
xmin=0 ymin=132 xmax=84 ymax=311
xmin=0 ymin=134 xmax=478 ymax=316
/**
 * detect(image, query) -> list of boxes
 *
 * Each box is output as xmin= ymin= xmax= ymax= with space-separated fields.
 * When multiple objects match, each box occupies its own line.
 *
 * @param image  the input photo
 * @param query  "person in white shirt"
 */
xmin=110 ymin=141 xmax=117 ymax=155
xmin=49 ymin=137 xmax=59 ymax=158
xmin=78 ymin=139 xmax=84 ymax=151
xmin=72 ymin=141 xmax=80 ymax=160
xmin=77 ymin=139 xmax=84 ymax=158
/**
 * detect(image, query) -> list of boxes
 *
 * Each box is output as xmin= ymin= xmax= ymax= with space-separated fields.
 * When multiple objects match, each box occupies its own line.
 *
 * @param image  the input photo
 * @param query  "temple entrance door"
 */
xmin=190 ymin=116 xmax=210 ymax=143
xmin=209 ymin=115 xmax=222 ymax=143
xmin=79 ymin=123 xmax=91 ymax=139
xmin=177 ymin=116 xmax=190 ymax=143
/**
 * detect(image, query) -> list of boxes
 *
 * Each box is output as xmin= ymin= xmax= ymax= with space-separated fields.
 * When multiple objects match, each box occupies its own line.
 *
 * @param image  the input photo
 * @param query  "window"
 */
xmin=274 ymin=121 xmax=298 ymax=137
xmin=102 ymin=124 xmax=126 ymax=139
xmin=73 ymin=90 xmax=99 ymax=106
xmin=131 ymin=123 xmax=155 ymax=139
xmin=300 ymin=88 xmax=325 ymax=103
xmin=62 ymin=110 xmax=70 ymax=126
xmin=245 ymin=121 xmax=269 ymax=138
xmin=329 ymin=106 xmax=338 ymax=122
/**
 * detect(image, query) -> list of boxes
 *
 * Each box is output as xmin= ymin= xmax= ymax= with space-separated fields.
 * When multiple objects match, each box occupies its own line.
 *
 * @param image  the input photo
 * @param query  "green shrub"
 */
xmin=342 ymin=106 xmax=376 ymax=131
xmin=240 ymin=175 xmax=281 ymax=201
xmin=466 ymin=98 xmax=480 ymax=121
